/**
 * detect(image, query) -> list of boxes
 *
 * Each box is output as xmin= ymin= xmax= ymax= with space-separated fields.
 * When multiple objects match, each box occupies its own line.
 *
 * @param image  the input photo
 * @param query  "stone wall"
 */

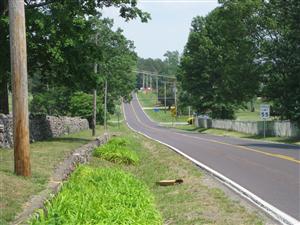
xmin=195 ymin=117 xmax=300 ymax=137
xmin=0 ymin=114 xmax=89 ymax=149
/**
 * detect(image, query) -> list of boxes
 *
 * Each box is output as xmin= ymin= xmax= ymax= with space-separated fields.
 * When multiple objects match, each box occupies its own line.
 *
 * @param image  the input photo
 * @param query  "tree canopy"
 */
xmin=0 ymin=0 xmax=149 ymax=123
xmin=178 ymin=0 xmax=300 ymax=122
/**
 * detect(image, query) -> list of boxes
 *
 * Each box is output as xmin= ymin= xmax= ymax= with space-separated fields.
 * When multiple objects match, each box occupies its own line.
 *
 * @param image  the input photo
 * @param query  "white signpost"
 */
xmin=260 ymin=104 xmax=270 ymax=138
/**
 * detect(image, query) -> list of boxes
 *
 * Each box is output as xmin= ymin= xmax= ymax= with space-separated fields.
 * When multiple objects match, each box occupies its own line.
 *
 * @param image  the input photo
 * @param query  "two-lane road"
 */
xmin=123 ymin=94 xmax=300 ymax=224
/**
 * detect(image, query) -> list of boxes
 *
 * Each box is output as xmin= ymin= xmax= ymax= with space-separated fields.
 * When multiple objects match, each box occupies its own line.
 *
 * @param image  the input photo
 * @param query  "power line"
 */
xmin=133 ymin=70 xmax=176 ymax=80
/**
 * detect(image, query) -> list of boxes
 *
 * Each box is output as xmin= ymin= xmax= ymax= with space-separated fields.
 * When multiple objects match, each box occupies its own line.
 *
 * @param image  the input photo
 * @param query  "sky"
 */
xmin=102 ymin=0 xmax=219 ymax=59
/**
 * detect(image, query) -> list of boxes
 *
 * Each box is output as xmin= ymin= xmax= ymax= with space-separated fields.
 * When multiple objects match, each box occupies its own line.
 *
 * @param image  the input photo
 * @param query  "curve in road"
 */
xmin=123 ymin=94 xmax=300 ymax=225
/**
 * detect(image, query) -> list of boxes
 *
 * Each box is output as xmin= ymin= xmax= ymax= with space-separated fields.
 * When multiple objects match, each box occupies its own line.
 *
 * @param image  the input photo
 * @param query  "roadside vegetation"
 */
xmin=93 ymin=137 xmax=139 ymax=165
xmin=1 ymin=118 xmax=267 ymax=225
xmin=137 ymin=91 xmax=159 ymax=108
xmin=86 ymin=122 xmax=265 ymax=225
xmin=30 ymin=166 xmax=162 ymax=225
xmin=138 ymin=91 xmax=189 ymax=123
xmin=0 ymin=126 xmax=103 ymax=225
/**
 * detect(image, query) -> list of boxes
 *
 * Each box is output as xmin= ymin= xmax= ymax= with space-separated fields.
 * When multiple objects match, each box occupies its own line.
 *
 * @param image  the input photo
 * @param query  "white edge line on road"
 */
xmin=123 ymin=102 xmax=300 ymax=225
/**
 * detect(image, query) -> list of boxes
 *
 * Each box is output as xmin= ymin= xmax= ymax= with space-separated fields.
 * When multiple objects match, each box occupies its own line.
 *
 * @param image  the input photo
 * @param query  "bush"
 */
xmin=69 ymin=91 xmax=104 ymax=124
xmin=30 ymin=87 xmax=71 ymax=116
xmin=30 ymin=166 xmax=162 ymax=225
xmin=94 ymin=138 xmax=139 ymax=165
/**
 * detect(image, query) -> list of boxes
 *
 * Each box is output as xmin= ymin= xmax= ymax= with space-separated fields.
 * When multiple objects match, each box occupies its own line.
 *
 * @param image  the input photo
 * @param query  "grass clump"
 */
xmin=30 ymin=166 xmax=162 ymax=225
xmin=107 ymin=137 xmax=129 ymax=146
xmin=93 ymin=137 xmax=139 ymax=165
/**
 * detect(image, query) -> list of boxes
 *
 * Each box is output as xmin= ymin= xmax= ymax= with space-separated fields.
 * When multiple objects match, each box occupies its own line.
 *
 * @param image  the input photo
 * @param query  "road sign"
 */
xmin=260 ymin=104 xmax=270 ymax=119
xmin=171 ymin=107 xmax=177 ymax=117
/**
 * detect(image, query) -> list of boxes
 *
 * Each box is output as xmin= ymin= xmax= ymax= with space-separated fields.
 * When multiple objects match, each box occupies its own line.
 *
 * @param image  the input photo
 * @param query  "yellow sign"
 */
xmin=170 ymin=107 xmax=177 ymax=117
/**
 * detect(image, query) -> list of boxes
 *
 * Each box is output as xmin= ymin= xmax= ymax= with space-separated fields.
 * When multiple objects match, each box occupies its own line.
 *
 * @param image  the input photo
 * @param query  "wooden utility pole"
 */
xmin=92 ymin=34 xmax=98 ymax=136
xmin=142 ymin=74 xmax=145 ymax=89
xmin=9 ymin=0 xmax=31 ymax=176
xmin=173 ymin=82 xmax=177 ymax=117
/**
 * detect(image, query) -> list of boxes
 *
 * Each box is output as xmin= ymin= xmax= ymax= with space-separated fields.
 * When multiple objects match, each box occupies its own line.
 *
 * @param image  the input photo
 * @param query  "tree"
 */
xmin=0 ymin=0 xmax=150 ymax=114
xmin=258 ymin=0 xmax=300 ymax=122
xmin=179 ymin=1 xmax=262 ymax=119
xmin=29 ymin=15 xmax=137 ymax=121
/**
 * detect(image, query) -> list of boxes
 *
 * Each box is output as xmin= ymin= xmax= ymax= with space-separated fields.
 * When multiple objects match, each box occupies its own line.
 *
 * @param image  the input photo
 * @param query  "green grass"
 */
xmin=137 ymin=91 xmax=159 ymax=107
xmin=30 ymin=166 xmax=162 ymax=225
xmin=137 ymin=91 xmax=189 ymax=123
xmin=234 ymin=98 xmax=277 ymax=121
xmin=175 ymin=124 xmax=300 ymax=145
xmin=108 ymin=104 xmax=124 ymax=122
xmin=235 ymin=111 xmax=261 ymax=121
xmin=87 ymin=123 xmax=265 ymax=225
xmin=0 ymin=126 xmax=103 ymax=225
xmin=93 ymin=137 xmax=139 ymax=165
xmin=145 ymin=109 xmax=189 ymax=123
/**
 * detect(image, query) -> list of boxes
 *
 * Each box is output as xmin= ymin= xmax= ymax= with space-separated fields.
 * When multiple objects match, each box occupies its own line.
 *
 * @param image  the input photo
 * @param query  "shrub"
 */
xmin=30 ymin=87 xmax=71 ymax=116
xmin=69 ymin=91 xmax=104 ymax=124
xmin=30 ymin=166 xmax=162 ymax=225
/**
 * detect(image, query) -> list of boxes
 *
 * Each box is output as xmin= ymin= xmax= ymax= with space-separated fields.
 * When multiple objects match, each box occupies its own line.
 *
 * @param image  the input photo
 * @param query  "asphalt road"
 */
xmin=123 ymin=94 xmax=300 ymax=223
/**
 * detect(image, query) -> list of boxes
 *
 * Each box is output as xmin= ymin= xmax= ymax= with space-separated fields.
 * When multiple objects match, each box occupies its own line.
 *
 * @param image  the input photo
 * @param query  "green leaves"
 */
xmin=258 ymin=0 xmax=300 ymax=122
xmin=30 ymin=166 xmax=162 ymax=225
xmin=94 ymin=137 xmax=139 ymax=165
xmin=179 ymin=1 xmax=262 ymax=119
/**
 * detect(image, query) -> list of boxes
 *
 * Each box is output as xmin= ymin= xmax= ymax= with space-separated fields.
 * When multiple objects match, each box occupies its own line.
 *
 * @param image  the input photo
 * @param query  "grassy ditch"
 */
xmin=0 ymin=126 xmax=103 ymax=225
xmin=87 ymin=123 xmax=265 ymax=225
xmin=30 ymin=166 xmax=162 ymax=225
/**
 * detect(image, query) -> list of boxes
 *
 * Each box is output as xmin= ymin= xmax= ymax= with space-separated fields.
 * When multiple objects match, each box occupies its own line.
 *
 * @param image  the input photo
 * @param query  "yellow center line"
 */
xmin=129 ymin=101 xmax=300 ymax=165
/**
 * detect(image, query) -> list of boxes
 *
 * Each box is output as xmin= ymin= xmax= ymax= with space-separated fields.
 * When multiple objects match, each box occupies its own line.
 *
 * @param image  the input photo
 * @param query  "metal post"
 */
xmin=104 ymin=79 xmax=107 ymax=133
xmin=188 ymin=106 xmax=191 ymax=118
xmin=263 ymin=118 xmax=266 ymax=138
xmin=9 ymin=0 xmax=31 ymax=176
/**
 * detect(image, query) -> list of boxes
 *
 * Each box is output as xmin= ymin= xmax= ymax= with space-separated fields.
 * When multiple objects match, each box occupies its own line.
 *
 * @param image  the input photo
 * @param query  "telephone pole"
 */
xmin=9 ymin=0 xmax=31 ymax=176
xmin=173 ymin=82 xmax=177 ymax=117
xmin=92 ymin=34 xmax=98 ymax=136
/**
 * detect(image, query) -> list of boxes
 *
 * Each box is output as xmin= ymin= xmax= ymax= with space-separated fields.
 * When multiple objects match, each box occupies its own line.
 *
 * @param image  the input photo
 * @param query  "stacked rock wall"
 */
xmin=0 ymin=114 xmax=89 ymax=149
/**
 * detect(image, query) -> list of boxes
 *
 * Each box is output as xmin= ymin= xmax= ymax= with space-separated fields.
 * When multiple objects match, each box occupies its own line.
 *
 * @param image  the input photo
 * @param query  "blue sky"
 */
xmin=102 ymin=0 xmax=219 ymax=59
